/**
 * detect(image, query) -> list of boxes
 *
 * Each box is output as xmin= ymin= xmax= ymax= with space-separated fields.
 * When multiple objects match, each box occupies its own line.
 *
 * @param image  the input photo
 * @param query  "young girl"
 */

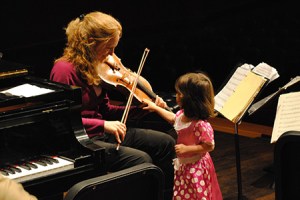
xmin=143 ymin=72 xmax=223 ymax=200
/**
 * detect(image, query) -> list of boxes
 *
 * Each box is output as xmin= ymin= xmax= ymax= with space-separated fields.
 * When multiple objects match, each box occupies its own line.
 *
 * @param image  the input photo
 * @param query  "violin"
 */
xmin=99 ymin=51 xmax=172 ymax=150
xmin=98 ymin=53 xmax=158 ymax=104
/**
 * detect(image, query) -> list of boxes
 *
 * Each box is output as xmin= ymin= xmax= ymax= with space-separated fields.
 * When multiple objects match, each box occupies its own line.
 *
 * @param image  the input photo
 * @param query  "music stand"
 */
xmin=248 ymin=76 xmax=300 ymax=116
xmin=214 ymin=63 xmax=282 ymax=199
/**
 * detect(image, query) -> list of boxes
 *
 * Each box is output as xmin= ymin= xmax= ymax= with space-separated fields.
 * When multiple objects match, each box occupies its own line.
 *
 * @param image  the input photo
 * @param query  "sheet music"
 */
xmin=0 ymin=83 xmax=54 ymax=97
xmin=214 ymin=62 xmax=279 ymax=123
xmin=214 ymin=64 xmax=253 ymax=111
xmin=252 ymin=62 xmax=279 ymax=82
xmin=218 ymin=71 xmax=267 ymax=123
xmin=271 ymin=91 xmax=300 ymax=143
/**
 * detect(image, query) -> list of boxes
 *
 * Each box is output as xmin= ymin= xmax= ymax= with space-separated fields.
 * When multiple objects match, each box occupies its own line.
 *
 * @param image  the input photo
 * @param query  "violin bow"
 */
xmin=116 ymin=48 xmax=150 ymax=150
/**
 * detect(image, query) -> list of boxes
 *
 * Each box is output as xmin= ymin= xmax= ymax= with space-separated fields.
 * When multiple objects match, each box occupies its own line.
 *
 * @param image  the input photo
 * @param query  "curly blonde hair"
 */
xmin=56 ymin=11 xmax=122 ymax=85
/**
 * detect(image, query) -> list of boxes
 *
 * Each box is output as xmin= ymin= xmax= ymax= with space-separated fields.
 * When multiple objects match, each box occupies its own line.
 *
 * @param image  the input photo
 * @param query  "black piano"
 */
xmin=0 ymin=60 xmax=105 ymax=200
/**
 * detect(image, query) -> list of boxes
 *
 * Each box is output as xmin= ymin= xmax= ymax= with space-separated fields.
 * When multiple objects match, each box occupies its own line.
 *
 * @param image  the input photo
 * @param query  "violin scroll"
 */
xmin=105 ymin=54 xmax=121 ymax=71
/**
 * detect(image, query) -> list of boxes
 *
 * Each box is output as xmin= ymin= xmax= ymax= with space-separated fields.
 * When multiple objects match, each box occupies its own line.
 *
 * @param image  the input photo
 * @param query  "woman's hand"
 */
xmin=104 ymin=120 xmax=127 ymax=144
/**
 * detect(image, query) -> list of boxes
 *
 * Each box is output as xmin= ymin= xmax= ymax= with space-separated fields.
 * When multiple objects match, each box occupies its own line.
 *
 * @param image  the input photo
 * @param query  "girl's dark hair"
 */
xmin=175 ymin=72 xmax=217 ymax=120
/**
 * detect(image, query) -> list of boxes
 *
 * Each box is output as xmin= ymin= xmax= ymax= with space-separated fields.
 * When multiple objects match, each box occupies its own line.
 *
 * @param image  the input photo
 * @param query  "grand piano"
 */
xmin=0 ymin=60 xmax=105 ymax=200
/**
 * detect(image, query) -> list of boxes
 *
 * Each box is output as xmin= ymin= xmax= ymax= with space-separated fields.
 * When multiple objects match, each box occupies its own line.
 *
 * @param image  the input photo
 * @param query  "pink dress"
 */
xmin=173 ymin=110 xmax=223 ymax=200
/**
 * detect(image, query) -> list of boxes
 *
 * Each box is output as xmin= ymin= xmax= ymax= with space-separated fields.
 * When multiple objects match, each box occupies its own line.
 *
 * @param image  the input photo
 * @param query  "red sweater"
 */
xmin=50 ymin=60 xmax=130 ymax=138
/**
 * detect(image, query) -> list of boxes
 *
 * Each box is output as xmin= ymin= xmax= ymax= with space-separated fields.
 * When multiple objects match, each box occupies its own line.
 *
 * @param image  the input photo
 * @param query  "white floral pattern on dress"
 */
xmin=173 ymin=110 xmax=223 ymax=200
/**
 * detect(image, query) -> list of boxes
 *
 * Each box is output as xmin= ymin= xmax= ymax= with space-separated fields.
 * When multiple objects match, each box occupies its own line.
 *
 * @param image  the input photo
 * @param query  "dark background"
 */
xmin=1 ymin=0 xmax=299 ymax=126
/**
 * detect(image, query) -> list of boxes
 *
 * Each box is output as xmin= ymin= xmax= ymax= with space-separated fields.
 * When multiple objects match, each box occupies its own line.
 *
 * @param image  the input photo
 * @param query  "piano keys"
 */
xmin=0 ymin=60 xmax=106 ymax=200
xmin=1 ymin=156 xmax=74 ymax=183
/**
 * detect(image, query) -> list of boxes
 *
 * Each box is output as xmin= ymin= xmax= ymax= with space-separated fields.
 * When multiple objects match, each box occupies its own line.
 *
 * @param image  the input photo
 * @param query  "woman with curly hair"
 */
xmin=50 ymin=11 xmax=176 ymax=200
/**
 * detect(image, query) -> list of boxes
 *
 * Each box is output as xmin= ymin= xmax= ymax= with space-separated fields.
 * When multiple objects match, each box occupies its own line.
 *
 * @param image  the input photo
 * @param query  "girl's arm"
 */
xmin=175 ymin=142 xmax=215 ymax=156
xmin=142 ymin=98 xmax=176 ymax=124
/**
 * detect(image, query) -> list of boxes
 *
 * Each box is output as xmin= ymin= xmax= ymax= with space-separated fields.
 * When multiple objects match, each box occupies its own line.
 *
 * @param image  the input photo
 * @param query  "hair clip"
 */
xmin=79 ymin=14 xmax=85 ymax=21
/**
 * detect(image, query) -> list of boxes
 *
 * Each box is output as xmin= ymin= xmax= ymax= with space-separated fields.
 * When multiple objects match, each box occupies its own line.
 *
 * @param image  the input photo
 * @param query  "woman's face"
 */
xmin=95 ymin=35 xmax=120 ymax=62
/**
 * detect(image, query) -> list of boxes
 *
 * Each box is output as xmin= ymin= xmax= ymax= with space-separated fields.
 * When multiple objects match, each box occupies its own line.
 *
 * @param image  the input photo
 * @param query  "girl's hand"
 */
xmin=104 ymin=120 xmax=126 ymax=144
xmin=142 ymin=95 xmax=167 ymax=111
xmin=175 ymin=144 xmax=188 ymax=156
xmin=154 ymin=95 xmax=168 ymax=109
xmin=143 ymin=98 xmax=176 ymax=124
xmin=142 ymin=98 xmax=158 ymax=112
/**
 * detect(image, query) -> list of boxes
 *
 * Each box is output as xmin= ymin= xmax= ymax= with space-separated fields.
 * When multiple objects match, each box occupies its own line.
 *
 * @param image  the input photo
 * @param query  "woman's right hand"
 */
xmin=104 ymin=120 xmax=127 ymax=144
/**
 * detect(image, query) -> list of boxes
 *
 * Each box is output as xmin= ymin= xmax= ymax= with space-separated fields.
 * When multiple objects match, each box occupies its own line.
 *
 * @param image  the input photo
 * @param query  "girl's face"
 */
xmin=95 ymin=35 xmax=120 ymax=62
xmin=176 ymin=91 xmax=183 ymax=107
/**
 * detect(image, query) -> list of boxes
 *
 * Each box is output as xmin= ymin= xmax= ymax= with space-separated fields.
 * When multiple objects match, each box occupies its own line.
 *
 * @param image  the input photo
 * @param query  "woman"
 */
xmin=50 ymin=11 xmax=175 ymax=199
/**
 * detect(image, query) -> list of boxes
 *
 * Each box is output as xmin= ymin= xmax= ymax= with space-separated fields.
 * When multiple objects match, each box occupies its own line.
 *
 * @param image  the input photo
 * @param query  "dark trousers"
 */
xmin=92 ymin=127 xmax=176 ymax=193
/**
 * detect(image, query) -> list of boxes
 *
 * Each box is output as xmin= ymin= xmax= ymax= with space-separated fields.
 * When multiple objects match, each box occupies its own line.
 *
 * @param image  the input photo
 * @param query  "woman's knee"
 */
xmin=163 ymin=134 xmax=176 ymax=150
xmin=135 ymin=150 xmax=152 ymax=163
xmin=120 ymin=146 xmax=153 ymax=166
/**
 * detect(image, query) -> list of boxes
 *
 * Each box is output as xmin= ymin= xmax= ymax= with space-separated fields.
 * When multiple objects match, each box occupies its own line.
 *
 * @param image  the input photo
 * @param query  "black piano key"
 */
xmin=26 ymin=162 xmax=38 ymax=169
xmin=42 ymin=156 xmax=59 ymax=164
xmin=19 ymin=163 xmax=31 ymax=170
xmin=34 ymin=160 xmax=47 ymax=166
xmin=41 ymin=157 xmax=53 ymax=165
xmin=8 ymin=165 xmax=22 ymax=173
xmin=48 ymin=157 xmax=59 ymax=163
xmin=3 ymin=168 xmax=15 ymax=174
xmin=0 ymin=169 xmax=9 ymax=176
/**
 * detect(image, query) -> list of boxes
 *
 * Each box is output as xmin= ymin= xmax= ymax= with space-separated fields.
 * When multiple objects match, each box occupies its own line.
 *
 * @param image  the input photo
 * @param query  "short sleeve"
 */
xmin=175 ymin=109 xmax=184 ymax=117
xmin=194 ymin=120 xmax=214 ymax=145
